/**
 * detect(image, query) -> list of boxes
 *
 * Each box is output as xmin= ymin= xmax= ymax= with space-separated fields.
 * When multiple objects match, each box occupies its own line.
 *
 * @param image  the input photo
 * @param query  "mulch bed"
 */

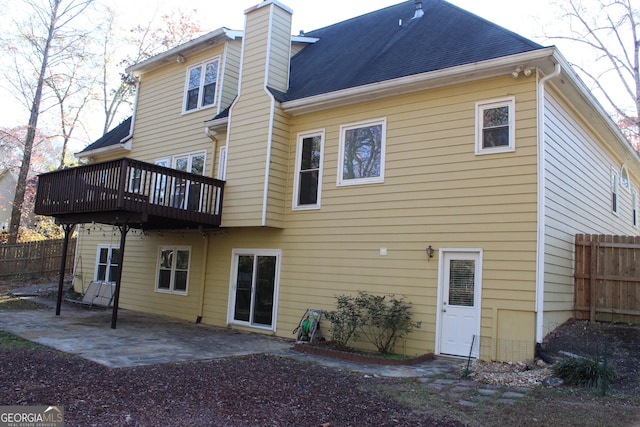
xmin=294 ymin=342 xmax=434 ymax=365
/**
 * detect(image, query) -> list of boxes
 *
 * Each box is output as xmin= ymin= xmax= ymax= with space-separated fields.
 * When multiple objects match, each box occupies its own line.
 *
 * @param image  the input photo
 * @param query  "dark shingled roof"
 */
xmin=282 ymin=0 xmax=544 ymax=101
xmin=79 ymin=117 xmax=132 ymax=153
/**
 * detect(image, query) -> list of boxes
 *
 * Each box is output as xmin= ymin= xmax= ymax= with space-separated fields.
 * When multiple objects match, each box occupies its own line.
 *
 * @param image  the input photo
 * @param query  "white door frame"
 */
xmin=435 ymin=248 xmax=483 ymax=357
xmin=227 ymin=248 xmax=281 ymax=332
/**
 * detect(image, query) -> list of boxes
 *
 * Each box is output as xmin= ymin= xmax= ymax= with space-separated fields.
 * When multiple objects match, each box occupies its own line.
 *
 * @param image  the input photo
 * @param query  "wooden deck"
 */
xmin=34 ymin=158 xmax=225 ymax=229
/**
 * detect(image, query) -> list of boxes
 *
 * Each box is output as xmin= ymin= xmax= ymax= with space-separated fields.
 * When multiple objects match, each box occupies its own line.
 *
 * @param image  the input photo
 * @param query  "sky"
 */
xmin=0 ymin=0 xmax=566 ymax=152
xmin=119 ymin=0 xmax=550 ymax=39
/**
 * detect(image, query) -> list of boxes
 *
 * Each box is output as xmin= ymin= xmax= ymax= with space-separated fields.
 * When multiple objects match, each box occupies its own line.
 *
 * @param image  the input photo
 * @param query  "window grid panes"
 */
xmin=482 ymin=106 xmax=509 ymax=148
xmin=157 ymin=247 xmax=191 ymax=294
xmin=476 ymin=98 xmax=515 ymax=154
xmin=184 ymin=59 xmax=219 ymax=112
xmin=295 ymin=133 xmax=323 ymax=208
xmin=95 ymin=245 xmax=120 ymax=283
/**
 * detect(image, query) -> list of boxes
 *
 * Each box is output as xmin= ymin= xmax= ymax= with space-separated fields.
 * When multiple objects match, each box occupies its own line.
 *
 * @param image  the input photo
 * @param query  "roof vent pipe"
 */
xmin=413 ymin=0 xmax=424 ymax=19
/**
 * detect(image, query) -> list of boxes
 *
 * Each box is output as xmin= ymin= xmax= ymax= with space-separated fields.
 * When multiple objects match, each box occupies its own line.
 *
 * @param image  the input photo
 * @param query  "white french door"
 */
xmin=437 ymin=250 xmax=482 ymax=358
xmin=228 ymin=249 xmax=281 ymax=330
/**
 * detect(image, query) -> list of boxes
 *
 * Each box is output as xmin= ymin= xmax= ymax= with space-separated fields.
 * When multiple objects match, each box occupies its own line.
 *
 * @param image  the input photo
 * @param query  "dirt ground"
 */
xmin=1 ymin=276 xmax=639 ymax=426
xmin=543 ymin=319 xmax=640 ymax=394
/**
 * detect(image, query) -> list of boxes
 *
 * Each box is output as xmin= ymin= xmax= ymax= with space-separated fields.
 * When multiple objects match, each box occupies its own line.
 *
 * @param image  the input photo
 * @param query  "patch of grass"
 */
xmin=0 ymin=330 xmax=40 ymax=349
xmin=367 ymin=376 xmax=640 ymax=427
xmin=0 ymin=296 xmax=48 ymax=310
xmin=552 ymin=356 xmax=616 ymax=389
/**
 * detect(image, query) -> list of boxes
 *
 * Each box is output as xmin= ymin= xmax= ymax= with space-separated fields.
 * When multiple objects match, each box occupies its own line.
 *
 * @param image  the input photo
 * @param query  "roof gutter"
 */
xmin=126 ymin=28 xmax=239 ymax=75
xmin=282 ymin=48 xmax=558 ymax=115
xmin=74 ymin=140 xmax=132 ymax=160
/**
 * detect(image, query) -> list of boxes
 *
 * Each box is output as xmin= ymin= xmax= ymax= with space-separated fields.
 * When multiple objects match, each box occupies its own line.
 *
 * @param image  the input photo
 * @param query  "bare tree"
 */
xmin=45 ymin=42 xmax=96 ymax=169
xmin=2 ymin=0 xmax=94 ymax=244
xmin=546 ymin=0 xmax=640 ymax=149
xmin=95 ymin=7 xmax=203 ymax=136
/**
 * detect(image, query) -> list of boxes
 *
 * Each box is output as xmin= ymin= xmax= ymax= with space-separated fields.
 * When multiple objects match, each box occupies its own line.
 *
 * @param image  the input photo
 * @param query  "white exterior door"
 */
xmin=437 ymin=250 xmax=482 ymax=358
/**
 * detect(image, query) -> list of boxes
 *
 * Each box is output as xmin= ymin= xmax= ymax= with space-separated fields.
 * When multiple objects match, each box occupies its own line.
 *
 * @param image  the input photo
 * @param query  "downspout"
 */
xmin=535 ymin=63 xmax=561 ymax=345
xmin=261 ymin=4 xmax=277 ymax=227
xmin=196 ymin=232 xmax=209 ymax=323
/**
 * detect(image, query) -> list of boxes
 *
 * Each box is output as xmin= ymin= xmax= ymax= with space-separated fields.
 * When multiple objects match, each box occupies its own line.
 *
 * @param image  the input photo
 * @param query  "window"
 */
xmin=338 ymin=118 xmax=386 ymax=186
xmin=156 ymin=246 xmax=191 ymax=294
xmin=293 ymin=130 xmax=324 ymax=209
xmin=172 ymin=151 xmax=206 ymax=210
xmin=128 ymin=167 xmax=145 ymax=194
xmin=95 ymin=244 xmax=120 ymax=283
xmin=475 ymin=97 xmax=515 ymax=154
xmin=228 ymin=249 xmax=281 ymax=330
xmin=184 ymin=58 xmax=219 ymax=112
xmin=633 ymin=189 xmax=638 ymax=227
xmin=620 ymin=166 xmax=630 ymax=190
xmin=611 ymin=168 xmax=619 ymax=215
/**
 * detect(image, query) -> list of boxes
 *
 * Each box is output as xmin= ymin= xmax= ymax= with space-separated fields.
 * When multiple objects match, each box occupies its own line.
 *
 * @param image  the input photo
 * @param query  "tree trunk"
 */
xmin=8 ymin=0 xmax=61 ymax=244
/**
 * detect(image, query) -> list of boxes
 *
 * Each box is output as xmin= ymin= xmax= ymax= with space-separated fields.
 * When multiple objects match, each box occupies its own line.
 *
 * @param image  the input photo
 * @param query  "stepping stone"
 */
xmin=477 ymin=389 xmax=498 ymax=395
xmin=502 ymin=391 xmax=526 ymax=398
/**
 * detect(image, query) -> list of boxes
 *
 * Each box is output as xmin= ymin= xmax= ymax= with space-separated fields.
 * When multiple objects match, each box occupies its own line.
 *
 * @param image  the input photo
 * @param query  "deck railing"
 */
xmin=35 ymin=158 xmax=225 ymax=227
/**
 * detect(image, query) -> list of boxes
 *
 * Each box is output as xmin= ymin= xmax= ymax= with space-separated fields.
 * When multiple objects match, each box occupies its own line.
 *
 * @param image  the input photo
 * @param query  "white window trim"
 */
xmin=172 ymin=150 xmax=207 ymax=173
xmin=155 ymin=158 xmax=170 ymax=167
xmin=94 ymin=244 xmax=119 ymax=283
xmin=227 ymin=248 xmax=281 ymax=332
xmin=337 ymin=118 xmax=386 ymax=186
xmin=475 ymin=97 xmax=516 ymax=155
xmin=182 ymin=56 xmax=221 ymax=114
xmin=155 ymin=245 xmax=192 ymax=295
xmin=293 ymin=129 xmax=325 ymax=210
xmin=632 ymin=188 xmax=638 ymax=228
xmin=611 ymin=168 xmax=620 ymax=216
xmin=620 ymin=165 xmax=630 ymax=191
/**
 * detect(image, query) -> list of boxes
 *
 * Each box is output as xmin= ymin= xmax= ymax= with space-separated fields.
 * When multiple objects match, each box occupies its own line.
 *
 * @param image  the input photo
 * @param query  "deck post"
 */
xmin=110 ymin=223 xmax=130 ymax=329
xmin=55 ymin=223 xmax=76 ymax=316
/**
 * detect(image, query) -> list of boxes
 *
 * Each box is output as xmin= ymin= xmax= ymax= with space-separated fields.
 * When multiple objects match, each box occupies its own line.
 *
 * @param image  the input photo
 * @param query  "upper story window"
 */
xmin=184 ymin=58 xmax=220 ymax=113
xmin=293 ymin=130 xmax=324 ymax=209
xmin=475 ymin=97 xmax=515 ymax=154
xmin=338 ymin=118 xmax=386 ymax=186
xmin=620 ymin=165 xmax=630 ymax=190
xmin=611 ymin=168 xmax=619 ymax=215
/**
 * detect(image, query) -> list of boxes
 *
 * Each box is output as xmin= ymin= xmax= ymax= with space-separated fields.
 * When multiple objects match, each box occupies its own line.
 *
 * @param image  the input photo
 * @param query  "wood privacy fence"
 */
xmin=574 ymin=234 xmax=640 ymax=324
xmin=0 ymin=239 xmax=76 ymax=280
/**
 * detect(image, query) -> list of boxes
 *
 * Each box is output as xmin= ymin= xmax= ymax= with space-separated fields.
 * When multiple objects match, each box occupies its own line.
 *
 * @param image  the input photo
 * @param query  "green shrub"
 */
xmin=323 ymin=295 xmax=362 ymax=350
xmin=324 ymin=292 xmax=414 ymax=354
xmin=552 ymin=356 xmax=616 ymax=388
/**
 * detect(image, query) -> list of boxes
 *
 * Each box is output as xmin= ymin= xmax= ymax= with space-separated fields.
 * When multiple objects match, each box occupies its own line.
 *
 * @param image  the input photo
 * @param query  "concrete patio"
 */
xmin=0 ymin=291 xmax=461 ymax=377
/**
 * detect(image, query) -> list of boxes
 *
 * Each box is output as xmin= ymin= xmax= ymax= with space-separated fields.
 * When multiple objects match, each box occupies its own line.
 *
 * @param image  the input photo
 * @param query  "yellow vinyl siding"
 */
xmin=222 ymin=2 xmax=292 ymax=228
xmin=266 ymin=6 xmax=292 ymax=92
xmin=74 ymin=227 xmax=207 ymax=322
xmin=220 ymin=40 xmax=242 ymax=110
xmin=199 ymin=75 xmax=540 ymax=357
